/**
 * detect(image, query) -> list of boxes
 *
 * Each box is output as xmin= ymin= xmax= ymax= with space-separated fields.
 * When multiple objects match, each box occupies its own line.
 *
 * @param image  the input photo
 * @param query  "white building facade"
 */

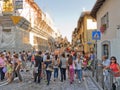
xmin=91 ymin=0 xmax=120 ymax=63
xmin=0 ymin=0 xmax=59 ymax=52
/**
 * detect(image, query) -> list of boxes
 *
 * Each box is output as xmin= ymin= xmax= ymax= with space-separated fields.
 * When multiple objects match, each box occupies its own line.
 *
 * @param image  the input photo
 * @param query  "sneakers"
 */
xmin=79 ymin=81 xmax=81 ymax=84
xmin=26 ymin=70 xmax=29 ymax=72
xmin=54 ymin=78 xmax=56 ymax=81
xmin=20 ymin=69 xmax=24 ymax=72
xmin=47 ymin=82 xmax=49 ymax=86
xmin=70 ymin=82 xmax=73 ymax=84
xmin=82 ymin=77 xmax=85 ymax=81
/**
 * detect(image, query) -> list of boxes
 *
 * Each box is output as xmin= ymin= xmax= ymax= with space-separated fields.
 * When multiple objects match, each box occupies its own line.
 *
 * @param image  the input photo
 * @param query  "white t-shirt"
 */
xmin=43 ymin=55 xmax=47 ymax=61
xmin=102 ymin=59 xmax=110 ymax=76
xmin=61 ymin=57 xmax=67 ymax=68
xmin=75 ymin=58 xmax=82 ymax=70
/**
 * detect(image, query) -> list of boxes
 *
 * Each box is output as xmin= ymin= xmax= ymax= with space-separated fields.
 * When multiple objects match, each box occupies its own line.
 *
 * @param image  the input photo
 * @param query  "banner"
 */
xmin=2 ymin=0 xmax=14 ymax=12
xmin=15 ymin=0 xmax=23 ymax=10
xmin=11 ymin=16 xmax=22 ymax=25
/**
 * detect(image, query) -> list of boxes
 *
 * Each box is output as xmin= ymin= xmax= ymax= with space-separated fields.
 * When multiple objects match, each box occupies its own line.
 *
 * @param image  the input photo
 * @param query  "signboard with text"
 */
xmin=15 ymin=0 xmax=23 ymax=10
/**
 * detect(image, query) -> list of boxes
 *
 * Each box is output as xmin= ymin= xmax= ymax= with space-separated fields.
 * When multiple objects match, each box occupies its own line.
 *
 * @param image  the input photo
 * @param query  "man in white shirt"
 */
xmin=102 ymin=55 xmax=110 ymax=90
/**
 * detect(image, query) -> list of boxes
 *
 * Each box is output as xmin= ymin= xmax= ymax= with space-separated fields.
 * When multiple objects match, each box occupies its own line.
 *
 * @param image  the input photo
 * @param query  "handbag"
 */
xmin=114 ymin=72 xmax=120 ymax=77
xmin=58 ymin=60 xmax=62 ymax=67
xmin=46 ymin=67 xmax=53 ymax=72
xmin=2 ymin=67 xmax=7 ymax=73
xmin=46 ymin=64 xmax=53 ymax=72
xmin=34 ymin=67 xmax=38 ymax=73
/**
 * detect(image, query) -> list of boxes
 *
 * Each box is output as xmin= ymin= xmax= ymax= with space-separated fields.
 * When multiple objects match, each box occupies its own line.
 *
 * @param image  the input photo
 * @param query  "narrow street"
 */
xmin=0 ymin=63 xmax=102 ymax=90
xmin=0 ymin=0 xmax=120 ymax=90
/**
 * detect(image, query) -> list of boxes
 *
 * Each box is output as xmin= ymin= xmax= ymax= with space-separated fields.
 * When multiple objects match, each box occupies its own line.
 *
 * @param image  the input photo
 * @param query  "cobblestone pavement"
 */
xmin=0 ymin=72 xmax=86 ymax=90
xmin=0 ymin=63 xmax=102 ymax=90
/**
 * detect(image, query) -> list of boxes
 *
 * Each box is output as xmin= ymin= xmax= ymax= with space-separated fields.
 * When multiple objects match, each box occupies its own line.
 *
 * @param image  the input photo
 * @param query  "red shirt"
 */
xmin=110 ymin=63 xmax=119 ymax=77
xmin=31 ymin=55 xmax=35 ymax=61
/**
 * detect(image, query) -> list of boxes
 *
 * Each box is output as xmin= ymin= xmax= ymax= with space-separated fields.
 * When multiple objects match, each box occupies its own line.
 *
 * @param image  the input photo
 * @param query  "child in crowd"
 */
xmin=31 ymin=54 xmax=35 ymax=68
xmin=5 ymin=60 xmax=13 ymax=83
xmin=68 ymin=55 xmax=74 ymax=84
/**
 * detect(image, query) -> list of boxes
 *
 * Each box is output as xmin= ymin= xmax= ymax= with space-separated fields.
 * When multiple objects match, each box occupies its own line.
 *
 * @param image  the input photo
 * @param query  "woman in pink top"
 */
xmin=0 ymin=54 xmax=5 ymax=81
xmin=109 ymin=56 xmax=120 ymax=90
xmin=109 ymin=56 xmax=120 ymax=77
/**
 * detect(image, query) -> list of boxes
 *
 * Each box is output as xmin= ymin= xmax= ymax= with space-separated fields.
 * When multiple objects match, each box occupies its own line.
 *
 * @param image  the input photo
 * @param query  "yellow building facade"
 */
xmin=73 ymin=11 xmax=97 ymax=53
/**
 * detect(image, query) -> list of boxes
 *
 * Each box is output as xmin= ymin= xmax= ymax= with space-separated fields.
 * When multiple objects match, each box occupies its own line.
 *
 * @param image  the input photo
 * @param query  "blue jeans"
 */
xmin=54 ymin=68 xmax=58 ymax=78
xmin=60 ymin=68 xmax=66 ymax=81
xmin=34 ymin=70 xmax=41 ymax=83
xmin=77 ymin=69 xmax=82 ymax=81
xmin=0 ymin=67 xmax=5 ymax=80
xmin=46 ymin=70 xmax=52 ymax=85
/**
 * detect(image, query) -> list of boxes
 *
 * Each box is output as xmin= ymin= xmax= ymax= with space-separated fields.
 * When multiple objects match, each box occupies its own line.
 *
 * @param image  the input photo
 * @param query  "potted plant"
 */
xmin=100 ymin=24 xmax=106 ymax=33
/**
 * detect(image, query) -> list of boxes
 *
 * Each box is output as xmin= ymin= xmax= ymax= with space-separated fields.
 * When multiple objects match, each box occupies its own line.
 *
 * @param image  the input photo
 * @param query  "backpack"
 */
xmin=46 ymin=64 xmax=54 ymax=72
xmin=21 ymin=54 xmax=25 ymax=61
xmin=58 ymin=60 xmax=62 ymax=68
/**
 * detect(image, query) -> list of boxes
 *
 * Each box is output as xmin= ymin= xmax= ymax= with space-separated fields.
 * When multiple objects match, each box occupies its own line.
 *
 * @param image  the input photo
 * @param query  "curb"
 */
xmin=90 ymin=76 xmax=103 ymax=90
xmin=0 ymin=81 xmax=8 ymax=87
xmin=0 ymin=77 xmax=18 ymax=87
xmin=84 ymin=77 xmax=89 ymax=90
xmin=0 ymin=80 xmax=7 ymax=85
xmin=87 ymin=70 xmax=103 ymax=90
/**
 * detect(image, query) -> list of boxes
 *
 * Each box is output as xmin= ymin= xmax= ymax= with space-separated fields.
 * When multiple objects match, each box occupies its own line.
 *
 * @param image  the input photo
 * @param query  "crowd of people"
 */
xmin=0 ymin=49 xmax=120 ymax=90
xmin=0 ymin=50 xmax=30 ymax=84
xmin=0 ymin=50 xmax=94 ymax=85
xmin=32 ymin=50 xmax=97 ymax=86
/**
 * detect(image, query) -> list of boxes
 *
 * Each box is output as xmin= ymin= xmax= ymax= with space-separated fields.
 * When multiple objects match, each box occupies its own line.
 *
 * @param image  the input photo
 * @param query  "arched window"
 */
xmin=102 ymin=41 xmax=110 ymax=59
xmin=102 ymin=44 xmax=109 ymax=58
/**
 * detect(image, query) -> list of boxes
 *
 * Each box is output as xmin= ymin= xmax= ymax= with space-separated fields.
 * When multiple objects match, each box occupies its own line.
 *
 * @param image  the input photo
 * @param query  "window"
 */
xmin=101 ymin=12 xmax=109 ymax=28
xmin=3 ymin=29 xmax=11 ymax=32
xmin=102 ymin=44 xmax=109 ymax=58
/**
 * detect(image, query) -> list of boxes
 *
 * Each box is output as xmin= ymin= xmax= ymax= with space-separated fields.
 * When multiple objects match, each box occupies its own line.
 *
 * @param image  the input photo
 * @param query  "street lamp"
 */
xmin=117 ymin=25 xmax=120 ymax=38
xmin=87 ymin=41 xmax=92 ymax=52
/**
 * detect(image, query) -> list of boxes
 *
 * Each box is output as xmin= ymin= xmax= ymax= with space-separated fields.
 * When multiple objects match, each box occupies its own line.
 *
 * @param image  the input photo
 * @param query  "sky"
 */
xmin=34 ymin=0 xmax=96 ymax=42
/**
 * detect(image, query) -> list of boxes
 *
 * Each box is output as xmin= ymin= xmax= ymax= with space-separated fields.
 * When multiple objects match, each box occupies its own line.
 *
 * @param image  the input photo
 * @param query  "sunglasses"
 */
xmin=111 ymin=58 xmax=115 ymax=60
